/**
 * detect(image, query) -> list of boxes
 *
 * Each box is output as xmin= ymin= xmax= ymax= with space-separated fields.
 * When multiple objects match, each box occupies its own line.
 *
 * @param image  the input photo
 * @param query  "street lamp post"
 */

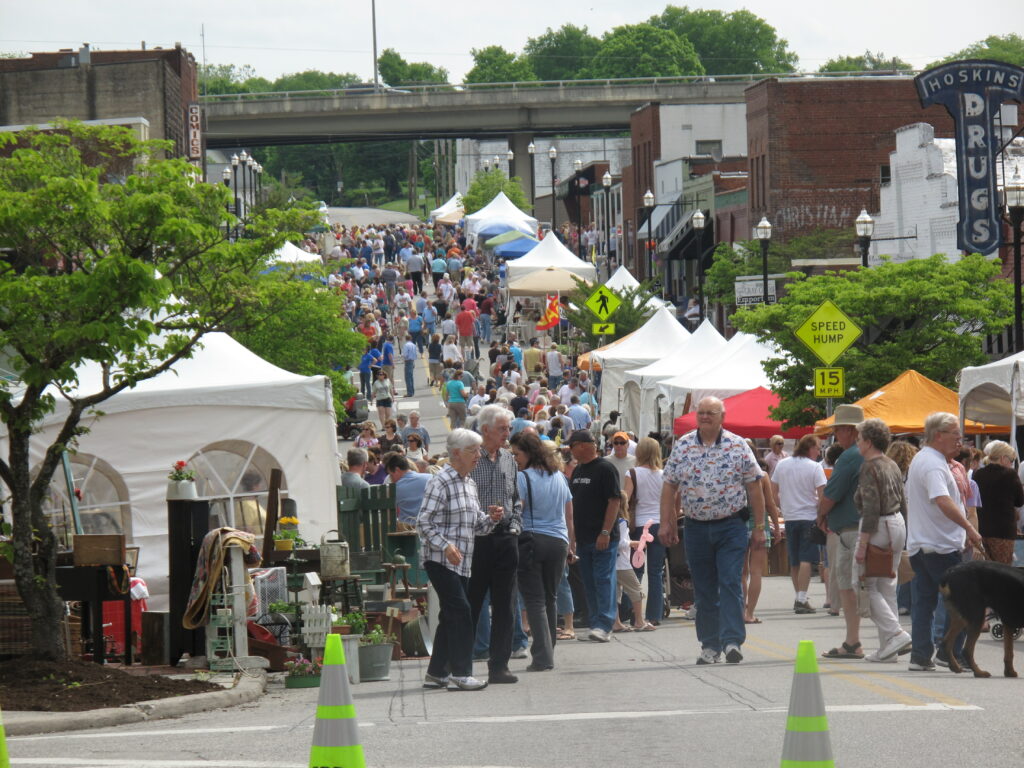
xmin=1005 ymin=168 xmax=1024 ymax=352
xmin=574 ymin=158 xmax=583 ymax=259
xmin=692 ymin=209 xmax=706 ymax=321
xmin=755 ymin=216 xmax=772 ymax=305
xmin=643 ymin=189 xmax=654 ymax=282
xmin=230 ymin=153 xmax=240 ymax=239
xmin=527 ymin=142 xmax=536 ymax=214
xmin=507 ymin=148 xmax=515 ymax=179
xmin=602 ymin=171 xmax=612 ymax=271
xmin=855 ymin=209 xmax=874 ymax=268
xmin=549 ymin=146 xmax=558 ymax=235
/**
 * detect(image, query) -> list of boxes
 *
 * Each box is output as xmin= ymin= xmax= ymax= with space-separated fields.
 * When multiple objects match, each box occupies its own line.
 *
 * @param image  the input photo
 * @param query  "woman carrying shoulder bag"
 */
xmin=853 ymin=418 xmax=912 ymax=663
xmin=509 ymin=431 xmax=573 ymax=672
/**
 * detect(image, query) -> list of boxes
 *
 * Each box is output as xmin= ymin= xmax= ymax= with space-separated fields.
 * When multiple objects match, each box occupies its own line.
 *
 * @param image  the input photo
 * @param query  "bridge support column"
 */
xmin=508 ymin=133 xmax=535 ymax=214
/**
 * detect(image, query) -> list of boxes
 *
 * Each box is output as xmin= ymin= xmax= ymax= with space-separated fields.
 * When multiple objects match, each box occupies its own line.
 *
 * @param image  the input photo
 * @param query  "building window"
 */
xmin=41 ymin=454 xmax=132 ymax=546
xmin=696 ymin=140 xmax=722 ymax=157
xmin=880 ymin=164 xmax=892 ymax=185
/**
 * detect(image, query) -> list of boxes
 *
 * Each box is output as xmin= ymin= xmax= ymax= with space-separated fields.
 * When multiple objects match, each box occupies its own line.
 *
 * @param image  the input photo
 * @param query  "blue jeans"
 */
xmin=403 ymin=360 xmax=415 ymax=396
xmin=548 ymin=374 xmax=562 ymax=391
xmin=632 ymin=523 xmax=667 ymax=623
xmin=576 ymin=540 xmax=617 ymax=633
xmin=910 ymin=550 xmax=963 ymax=663
xmin=473 ymin=590 xmax=529 ymax=657
xmin=479 ymin=314 xmax=492 ymax=342
xmin=684 ymin=516 xmax=749 ymax=652
xmin=556 ymin=566 xmax=574 ymax=615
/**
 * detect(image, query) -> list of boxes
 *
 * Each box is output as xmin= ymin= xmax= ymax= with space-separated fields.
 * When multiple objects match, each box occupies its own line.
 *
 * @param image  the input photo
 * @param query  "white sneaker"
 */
xmin=588 ymin=628 xmax=611 ymax=643
xmin=865 ymin=651 xmax=898 ymax=663
xmin=724 ymin=644 xmax=743 ymax=664
xmin=510 ymin=648 xmax=528 ymax=659
xmin=423 ymin=672 xmax=450 ymax=688
xmin=696 ymin=648 xmax=720 ymax=665
xmin=878 ymin=631 xmax=912 ymax=660
xmin=449 ymin=675 xmax=488 ymax=691
xmin=682 ymin=606 xmax=698 ymax=620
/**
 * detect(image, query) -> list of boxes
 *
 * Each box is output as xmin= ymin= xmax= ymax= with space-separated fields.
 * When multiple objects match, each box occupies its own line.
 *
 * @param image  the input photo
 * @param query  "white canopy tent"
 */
xmin=654 ymin=333 xmax=776 ymax=414
xmin=959 ymin=351 xmax=1021 ymax=448
xmin=464 ymin=192 xmax=537 ymax=241
xmin=620 ymin=320 xmax=728 ymax=435
xmin=430 ymin=192 xmax=463 ymax=221
xmin=591 ymin=306 xmax=691 ymax=421
xmin=0 ymin=333 xmax=340 ymax=607
xmin=505 ymin=232 xmax=598 ymax=284
xmin=274 ymin=241 xmax=322 ymax=263
xmin=605 ymin=265 xmax=640 ymax=292
xmin=507 ymin=266 xmax=592 ymax=296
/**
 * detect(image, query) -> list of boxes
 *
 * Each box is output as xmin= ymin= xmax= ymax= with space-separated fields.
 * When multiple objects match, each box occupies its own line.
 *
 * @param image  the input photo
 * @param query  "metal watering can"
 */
xmin=319 ymin=530 xmax=350 ymax=579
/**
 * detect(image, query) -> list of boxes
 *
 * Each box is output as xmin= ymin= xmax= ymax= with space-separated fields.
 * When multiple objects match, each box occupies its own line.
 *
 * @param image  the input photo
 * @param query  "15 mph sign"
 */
xmin=794 ymin=300 xmax=862 ymax=366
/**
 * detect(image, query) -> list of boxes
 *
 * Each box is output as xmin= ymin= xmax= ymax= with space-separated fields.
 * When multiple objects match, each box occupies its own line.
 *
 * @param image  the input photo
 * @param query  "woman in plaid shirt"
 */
xmin=417 ymin=428 xmax=504 ymax=691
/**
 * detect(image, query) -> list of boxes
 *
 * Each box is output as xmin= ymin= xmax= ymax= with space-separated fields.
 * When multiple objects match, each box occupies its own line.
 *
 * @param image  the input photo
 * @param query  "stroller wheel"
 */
xmin=991 ymin=622 xmax=1005 ymax=640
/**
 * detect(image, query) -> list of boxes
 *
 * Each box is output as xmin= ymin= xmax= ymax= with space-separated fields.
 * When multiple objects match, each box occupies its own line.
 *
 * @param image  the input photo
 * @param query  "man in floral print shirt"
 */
xmin=659 ymin=396 xmax=766 ymax=665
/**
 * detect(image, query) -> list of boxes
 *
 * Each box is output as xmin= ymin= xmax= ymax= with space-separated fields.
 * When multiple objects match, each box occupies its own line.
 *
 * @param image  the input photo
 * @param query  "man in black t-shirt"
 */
xmin=567 ymin=430 xmax=621 ymax=643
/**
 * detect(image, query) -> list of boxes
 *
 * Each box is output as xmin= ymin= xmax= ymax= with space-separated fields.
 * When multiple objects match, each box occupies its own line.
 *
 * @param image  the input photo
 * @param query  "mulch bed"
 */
xmin=0 ymin=658 xmax=222 ymax=712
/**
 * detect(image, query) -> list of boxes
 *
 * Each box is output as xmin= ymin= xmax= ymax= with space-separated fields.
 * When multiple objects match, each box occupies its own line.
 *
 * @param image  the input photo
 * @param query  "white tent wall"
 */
xmin=0 ymin=334 xmax=340 ymax=609
xmin=959 ymin=351 xmax=1024 ymax=452
xmin=464 ymin=192 xmax=537 ymax=242
xmin=430 ymin=192 xmax=463 ymax=220
xmin=505 ymin=232 xmax=598 ymax=283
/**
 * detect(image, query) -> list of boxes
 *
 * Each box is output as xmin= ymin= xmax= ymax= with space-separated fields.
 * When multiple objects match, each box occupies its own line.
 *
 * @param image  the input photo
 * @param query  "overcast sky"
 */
xmin=2 ymin=0 xmax=1019 ymax=84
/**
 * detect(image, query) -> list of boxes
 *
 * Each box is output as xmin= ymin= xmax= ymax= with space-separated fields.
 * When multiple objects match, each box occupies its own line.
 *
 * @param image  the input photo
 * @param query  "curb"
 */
xmin=5 ymin=670 xmax=267 ymax=736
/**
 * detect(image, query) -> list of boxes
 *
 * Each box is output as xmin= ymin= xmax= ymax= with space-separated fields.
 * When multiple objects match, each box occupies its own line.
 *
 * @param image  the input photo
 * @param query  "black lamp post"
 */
xmin=855 ymin=209 xmax=874 ymax=268
xmin=527 ymin=141 xmax=536 ymax=214
xmin=755 ymin=216 xmax=772 ymax=305
xmin=1005 ymin=167 xmax=1024 ymax=352
xmin=548 ymin=145 xmax=558 ymax=234
xmin=602 ymin=171 xmax=612 ymax=270
xmin=692 ymin=208 xmax=706 ymax=321
xmin=643 ymin=189 xmax=654 ymax=282
xmin=574 ymin=158 xmax=583 ymax=259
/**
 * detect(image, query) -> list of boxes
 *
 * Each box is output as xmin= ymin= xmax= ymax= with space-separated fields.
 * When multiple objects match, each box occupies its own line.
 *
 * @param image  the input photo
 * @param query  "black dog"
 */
xmin=939 ymin=560 xmax=1024 ymax=678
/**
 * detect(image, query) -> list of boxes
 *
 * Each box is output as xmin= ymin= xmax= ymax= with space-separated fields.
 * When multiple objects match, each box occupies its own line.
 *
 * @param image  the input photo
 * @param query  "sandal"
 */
xmin=822 ymin=641 xmax=864 ymax=659
xmin=556 ymin=630 xmax=575 ymax=641
xmin=612 ymin=625 xmax=633 ymax=633
xmin=633 ymin=622 xmax=656 ymax=632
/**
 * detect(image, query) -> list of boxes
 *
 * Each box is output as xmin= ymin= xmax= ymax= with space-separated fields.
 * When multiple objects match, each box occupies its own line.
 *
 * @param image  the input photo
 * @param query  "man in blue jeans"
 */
xmin=659 ymin=396 xmax=766 ymax=664
xmin=567 ymin=430 xmax=621 ymax=642
xmin=905 ymin=412 xmax=983 ymax=671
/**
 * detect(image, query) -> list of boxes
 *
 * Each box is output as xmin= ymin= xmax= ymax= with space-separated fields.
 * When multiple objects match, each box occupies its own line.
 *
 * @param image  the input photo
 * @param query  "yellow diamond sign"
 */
xmin=795 ymin=300 xmax=862 ymax=366
xmin=585 ymin=285 xmax=621 ymax=321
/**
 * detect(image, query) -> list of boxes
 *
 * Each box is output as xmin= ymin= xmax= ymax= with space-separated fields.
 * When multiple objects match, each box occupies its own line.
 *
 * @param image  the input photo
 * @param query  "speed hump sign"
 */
xmin=814 ymin=367 xmax=845 ymax=398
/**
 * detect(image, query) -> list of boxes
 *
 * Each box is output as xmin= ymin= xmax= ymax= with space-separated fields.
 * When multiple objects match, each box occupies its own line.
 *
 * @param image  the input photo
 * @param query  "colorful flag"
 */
xmin=535 ymin=294 xmax=560 ymax=331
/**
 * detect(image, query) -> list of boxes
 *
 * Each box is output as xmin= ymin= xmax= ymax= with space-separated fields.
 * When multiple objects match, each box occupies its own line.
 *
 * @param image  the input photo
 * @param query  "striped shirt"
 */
xmin=417 ymin=464 xmax=496 ymax=576
xmin=469 ymin=447 xmax=523 ymax=534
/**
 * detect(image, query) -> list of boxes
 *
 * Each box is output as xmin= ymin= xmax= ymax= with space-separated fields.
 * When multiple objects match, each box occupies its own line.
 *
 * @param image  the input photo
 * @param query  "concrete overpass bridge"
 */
xmin=202 ymin=76 xmax=752 ymax=195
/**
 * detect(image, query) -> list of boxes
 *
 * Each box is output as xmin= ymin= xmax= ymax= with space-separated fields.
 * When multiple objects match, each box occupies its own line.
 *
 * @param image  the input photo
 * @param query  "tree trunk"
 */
xmin=9 ymin=428 xmax=68 ymax=661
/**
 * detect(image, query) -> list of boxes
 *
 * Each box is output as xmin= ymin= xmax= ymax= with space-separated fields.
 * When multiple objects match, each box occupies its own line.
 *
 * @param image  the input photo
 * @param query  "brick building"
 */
xmin=0 ymin=44 xmax=199 ymax=158
xmin=746 ymin=77 xmax=955 ymax=243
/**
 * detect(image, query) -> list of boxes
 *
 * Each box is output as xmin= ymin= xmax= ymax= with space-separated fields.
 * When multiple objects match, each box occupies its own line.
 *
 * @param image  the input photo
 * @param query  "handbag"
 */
xmin=518 ymin=472 xmax=536 ymax=570
xmin=863 ymin=461 xmax=897 ymax=579
xmin=627 ymin=469 xmax=638 ymax=520
xmin=897 ymin=550 xmax=914 ymax=585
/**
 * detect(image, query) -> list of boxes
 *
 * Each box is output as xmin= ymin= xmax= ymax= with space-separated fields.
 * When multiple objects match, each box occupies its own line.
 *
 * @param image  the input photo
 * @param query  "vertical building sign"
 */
xmin=186 ymin=102 xmax=202 ymax=161
xmin=915 ymin=60 xmax=1024 ymax=255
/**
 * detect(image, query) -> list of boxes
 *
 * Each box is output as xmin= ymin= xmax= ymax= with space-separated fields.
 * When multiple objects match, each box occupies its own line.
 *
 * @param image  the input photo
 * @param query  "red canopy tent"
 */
xmin=673 ymin=387 xmax=813 ymax=439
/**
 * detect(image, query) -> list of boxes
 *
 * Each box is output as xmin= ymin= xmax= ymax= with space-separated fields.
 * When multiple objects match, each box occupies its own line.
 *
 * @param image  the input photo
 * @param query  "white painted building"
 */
xmin=869 ymin=114 xmax=1023 ymax=265
xmin=658 ymin=103 xmax=747 ymax=161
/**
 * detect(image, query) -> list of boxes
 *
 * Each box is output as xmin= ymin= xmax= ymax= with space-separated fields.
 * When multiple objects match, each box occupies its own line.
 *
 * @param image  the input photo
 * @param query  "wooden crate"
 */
xmin=72 ymin=534 xmax=126 ymax=566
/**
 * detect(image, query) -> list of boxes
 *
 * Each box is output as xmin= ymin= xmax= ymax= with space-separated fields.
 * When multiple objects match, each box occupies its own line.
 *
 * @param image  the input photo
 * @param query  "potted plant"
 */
xmin=166 ymin=460 xmax=198 ymax=500
xmin=283 ymin=655 xmax=321 ymax=688
xmin=273 ymin=529 xmax=304 ymax=551
xmin=278 ymin=514 xmax=300 ymax=531
xmin=332 ymin=610 xmax=367 ymax=636
xmin=268 ymin=600 xmax=298 ymax=624
xmin=358 ymin=624 xmax=397 ymax=682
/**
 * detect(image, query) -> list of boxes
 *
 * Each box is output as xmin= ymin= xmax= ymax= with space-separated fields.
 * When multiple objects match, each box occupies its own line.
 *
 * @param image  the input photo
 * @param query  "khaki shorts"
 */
xmin=832 ymin=528 xmax=860 ymax=591
xmin=616 ymin=568 xmax=644 ymax=605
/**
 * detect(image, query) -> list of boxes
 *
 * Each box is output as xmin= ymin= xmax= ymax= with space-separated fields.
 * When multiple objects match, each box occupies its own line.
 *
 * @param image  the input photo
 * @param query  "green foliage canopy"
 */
xmin=524 ymin=25 xmax=602 ymax=81
xmin=729 ymin=254 xmax=1012 ymax=427
xmin=461 ymin=169 xmax=530 ymax=215
xmin=465 ymin=46 xmax=537 ymax=84
xmin=562 ymin=278 xmax=666 ymax=348
xmin=933 ymin=34 xmax=1024 ymax=67
xmin=588 ymin=23 xmax=703 ymax=79
xmin=819 ymin=50 xmax=912 ymax=73
xmin=377 ymin=48 xmax=449 ymax=86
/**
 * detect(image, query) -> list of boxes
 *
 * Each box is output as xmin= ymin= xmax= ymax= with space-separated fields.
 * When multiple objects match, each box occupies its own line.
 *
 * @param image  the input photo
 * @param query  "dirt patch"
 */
xmin=0 ymin=658 xmax=222 ymax=712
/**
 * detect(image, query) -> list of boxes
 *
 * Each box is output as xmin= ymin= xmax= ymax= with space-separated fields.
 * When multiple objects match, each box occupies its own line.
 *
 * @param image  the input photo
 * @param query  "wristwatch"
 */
xmin=600 ymin=529 xmax=610 ymax=537
xmin=755 ymin=524 xmax=766 ymax=531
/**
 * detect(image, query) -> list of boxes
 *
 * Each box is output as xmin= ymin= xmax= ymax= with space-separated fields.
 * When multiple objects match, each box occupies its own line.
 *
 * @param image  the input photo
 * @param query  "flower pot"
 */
xmin=330 ymin=625 xmax=353 ymax=635
xmin=166 ymin=480 xmax=198 ymax=501
xmin=274 ymin=539 xmax=294 ymax=551
xmin=357 ymin=642 xmax=393 ymax=682
xmin=284 ymin=674 xmax=321 ymax=689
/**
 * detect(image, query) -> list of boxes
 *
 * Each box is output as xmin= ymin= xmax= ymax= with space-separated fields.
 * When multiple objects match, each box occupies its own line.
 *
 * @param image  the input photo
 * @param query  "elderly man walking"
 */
xmin=467 ymin=404 xmax=523 ymax=684
xmin=905 ymin=412 xmax=983 ymax=671
xmin=659 ymin=396 xmax=766 ymax=664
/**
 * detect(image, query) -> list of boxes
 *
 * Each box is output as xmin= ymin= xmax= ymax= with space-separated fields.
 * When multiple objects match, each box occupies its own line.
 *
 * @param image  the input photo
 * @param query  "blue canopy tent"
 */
xmin=494 ymin=238 xmax=540 ymax=259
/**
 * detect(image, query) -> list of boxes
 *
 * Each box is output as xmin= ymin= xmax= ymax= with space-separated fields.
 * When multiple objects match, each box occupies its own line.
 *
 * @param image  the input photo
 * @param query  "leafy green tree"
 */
xmin=524 ymin=25 xmax=602 ymax=81
xmin=461 ymin=168 xmax=530 ymax=215
xmin=932 ymin=34 xmax=1024 ymax=67
xmin=819 ymin=51 xmax=912 ymax=73
xmin=729 ymin=254 xmax=1011 ymax=427
xmin=272 ymin=70 xmax=362 ymax=92
xmin=377 ymin=48 xmax=448 ymax=86
xmin=587 ymin=23 xmax=703 ymax=79
xmin=464 ymin=46 xmax=536 ymax=84
xmin=231 ymin=272 xmax=364 ymax=418
xmin=199 ymin=63 xmax=260 ymax=94
xmin=649 ymin=6 xmax=798 ymax=75
xmin=563 ymin=279 xmax=664 ymax=348
xmin=0 ymin=121 xmax=314 ymax=660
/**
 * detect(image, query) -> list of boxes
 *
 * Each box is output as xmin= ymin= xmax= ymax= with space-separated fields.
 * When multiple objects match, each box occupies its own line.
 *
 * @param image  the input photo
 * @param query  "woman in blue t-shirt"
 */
xmin=509 ymin=431 xmax=573 ymax=671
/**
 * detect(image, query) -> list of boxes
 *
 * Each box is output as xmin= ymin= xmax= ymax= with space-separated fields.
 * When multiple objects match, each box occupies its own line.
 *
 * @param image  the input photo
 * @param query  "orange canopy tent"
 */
xmin=576 ymin=329 xmax=637 ymax=372
xmin=814 ymin=369 xmax=1005 ymax=436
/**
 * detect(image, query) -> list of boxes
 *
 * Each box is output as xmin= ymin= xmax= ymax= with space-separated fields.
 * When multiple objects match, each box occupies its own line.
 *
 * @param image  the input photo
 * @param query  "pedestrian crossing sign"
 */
xmin=592 ymin=323 xmax=616 ymax=335
xmin=585 ymin=285 xmax=621 ymax=321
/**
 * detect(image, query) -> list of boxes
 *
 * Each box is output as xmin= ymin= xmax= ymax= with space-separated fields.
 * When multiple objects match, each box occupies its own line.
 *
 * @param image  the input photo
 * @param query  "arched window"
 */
xmin=41 ymin=454 xmax=132 ymax=546
xmin=189 ymin=440 xmax=287 ymax=537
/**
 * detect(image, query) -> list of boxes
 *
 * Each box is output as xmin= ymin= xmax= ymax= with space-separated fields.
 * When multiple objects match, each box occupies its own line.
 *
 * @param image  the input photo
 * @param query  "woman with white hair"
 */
xmin=417 ymin=429 xmax=504 ymax=691
xmin=973 ymin=440 xmax=1024 ymax=564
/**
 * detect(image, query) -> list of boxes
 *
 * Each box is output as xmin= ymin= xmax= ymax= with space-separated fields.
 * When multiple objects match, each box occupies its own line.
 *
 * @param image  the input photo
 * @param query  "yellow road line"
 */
xmin=745 ymin=635 xmax=968 ymax=707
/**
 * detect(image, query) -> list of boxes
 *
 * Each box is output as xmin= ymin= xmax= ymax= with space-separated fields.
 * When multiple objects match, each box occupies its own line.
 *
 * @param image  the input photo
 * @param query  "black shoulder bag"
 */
xmin=518 ymin=471 xmax=536 ymax=570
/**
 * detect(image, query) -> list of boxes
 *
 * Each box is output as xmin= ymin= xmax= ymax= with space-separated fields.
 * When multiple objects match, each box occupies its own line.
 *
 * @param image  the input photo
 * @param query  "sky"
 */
xmin=1 ymin=0 xmax=1021 ymax=84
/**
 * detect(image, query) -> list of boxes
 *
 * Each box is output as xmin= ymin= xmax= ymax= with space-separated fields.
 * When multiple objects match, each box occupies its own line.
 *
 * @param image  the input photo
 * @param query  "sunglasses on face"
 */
xmin=613 ymin=440 xmax=626 ymax=445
